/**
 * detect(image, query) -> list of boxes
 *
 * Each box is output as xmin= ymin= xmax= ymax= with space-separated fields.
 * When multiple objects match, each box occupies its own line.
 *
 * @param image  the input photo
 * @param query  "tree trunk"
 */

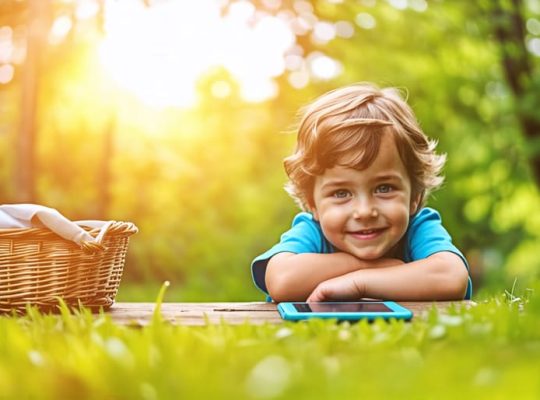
xmin=490 ymin=0 xmax=540 ymax=186
xmin=96 ymin=115 xmax=116 ymax=220
xmin=15 ymin=0 xmax=50 ymax=202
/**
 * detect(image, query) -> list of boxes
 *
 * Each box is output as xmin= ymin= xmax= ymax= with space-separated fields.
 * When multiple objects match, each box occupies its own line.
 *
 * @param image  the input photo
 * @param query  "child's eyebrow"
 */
xmin=319 ymin=180 xmax=354 ymax=190
xmin=371 ymin=173 xmax=406 ymax=182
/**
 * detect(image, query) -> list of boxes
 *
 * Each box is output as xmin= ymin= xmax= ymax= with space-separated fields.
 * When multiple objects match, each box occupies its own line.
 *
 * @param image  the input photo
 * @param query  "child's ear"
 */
xmin=410 ymin=193 xmax=422 ymax=215
xmin=308 ymin=202 xmax=320 ymax=221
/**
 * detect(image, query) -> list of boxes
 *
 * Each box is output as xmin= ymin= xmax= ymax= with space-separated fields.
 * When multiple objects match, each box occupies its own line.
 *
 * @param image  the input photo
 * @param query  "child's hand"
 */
xmin=306 ymin=272 xmax=365 ymax=302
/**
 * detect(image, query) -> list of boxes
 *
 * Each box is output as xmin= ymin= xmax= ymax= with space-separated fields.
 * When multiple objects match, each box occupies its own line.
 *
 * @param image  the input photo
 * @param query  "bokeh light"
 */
xmin=98 ymin=0 xmax=297 ymax=108
xmin=0 ymin=64 xmax=14 ymax=84
xmin=355 ymin=13 xmax=376 ymax=30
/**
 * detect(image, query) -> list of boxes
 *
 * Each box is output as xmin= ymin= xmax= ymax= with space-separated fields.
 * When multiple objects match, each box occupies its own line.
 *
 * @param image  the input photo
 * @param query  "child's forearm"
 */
xmin=308 ymin=252 xmax=469 ymax=302
xmin=265 ymin=252 xmax=403 ymax=302
xmin=360 ymin=252 xmax=469 ymax=300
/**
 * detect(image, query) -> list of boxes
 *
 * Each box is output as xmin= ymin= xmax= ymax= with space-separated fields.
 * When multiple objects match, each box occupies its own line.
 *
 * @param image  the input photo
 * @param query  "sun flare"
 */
xmin=98 ymin=0 xmax=295 ymax=108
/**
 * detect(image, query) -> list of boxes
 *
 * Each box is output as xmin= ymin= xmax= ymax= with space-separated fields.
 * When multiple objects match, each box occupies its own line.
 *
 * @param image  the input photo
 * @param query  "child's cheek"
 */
xmin=319 ymin=207 xmax=348 ymax=232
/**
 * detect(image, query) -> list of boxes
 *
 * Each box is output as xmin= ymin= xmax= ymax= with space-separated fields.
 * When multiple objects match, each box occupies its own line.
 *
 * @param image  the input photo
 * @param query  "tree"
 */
xmin=16 ymin=0 xmax=51 ymax=202
xmin=487 ymin=0 xmax=540 ymax=187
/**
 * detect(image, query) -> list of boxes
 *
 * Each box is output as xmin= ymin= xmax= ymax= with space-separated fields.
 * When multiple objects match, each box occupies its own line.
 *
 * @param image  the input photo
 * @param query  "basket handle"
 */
xmin=80 ymin=221 xmax=115 ymax=254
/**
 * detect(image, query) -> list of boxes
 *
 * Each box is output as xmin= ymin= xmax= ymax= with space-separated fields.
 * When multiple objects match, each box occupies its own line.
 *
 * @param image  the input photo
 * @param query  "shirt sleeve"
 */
xmin=251 ymin=213 xmax=325 ymax=295
xmin=406 ymin=208 xmax=473 ymax=299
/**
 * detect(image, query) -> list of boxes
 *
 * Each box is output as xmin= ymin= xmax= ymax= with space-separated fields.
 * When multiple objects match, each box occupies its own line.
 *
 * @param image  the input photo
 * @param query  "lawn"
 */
xmin=1 ymin=284 xmax=539 ymax=400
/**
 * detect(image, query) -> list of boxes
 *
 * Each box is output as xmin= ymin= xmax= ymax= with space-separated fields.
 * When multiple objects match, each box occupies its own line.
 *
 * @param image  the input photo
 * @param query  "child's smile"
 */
xmin=311 ymin=133 xmax=419 ymax=260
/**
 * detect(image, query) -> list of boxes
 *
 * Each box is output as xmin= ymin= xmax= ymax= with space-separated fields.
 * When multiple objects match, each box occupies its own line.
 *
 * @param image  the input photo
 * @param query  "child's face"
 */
xmin=310 ymin=133 xmax=419 ymax=260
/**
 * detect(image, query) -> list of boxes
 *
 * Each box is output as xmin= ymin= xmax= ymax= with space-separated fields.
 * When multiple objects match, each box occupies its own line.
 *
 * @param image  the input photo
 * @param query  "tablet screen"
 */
xmin=293 ymin=302 xmax=393 ymax=313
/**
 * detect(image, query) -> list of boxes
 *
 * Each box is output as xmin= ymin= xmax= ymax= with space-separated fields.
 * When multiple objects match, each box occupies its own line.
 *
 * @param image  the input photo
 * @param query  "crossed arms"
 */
xmin=265 ymin=251 xmax=469 ymax=303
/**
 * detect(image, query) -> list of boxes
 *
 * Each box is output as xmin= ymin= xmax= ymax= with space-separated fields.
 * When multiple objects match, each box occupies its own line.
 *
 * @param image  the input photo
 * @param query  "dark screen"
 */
xmin=293 ymin=302 xmax=392 ymax=313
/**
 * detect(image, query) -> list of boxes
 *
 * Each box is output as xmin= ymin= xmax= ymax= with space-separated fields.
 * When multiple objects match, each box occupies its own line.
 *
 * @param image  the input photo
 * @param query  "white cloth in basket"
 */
xmin=0 ymin=204 xmax=102 ymax=246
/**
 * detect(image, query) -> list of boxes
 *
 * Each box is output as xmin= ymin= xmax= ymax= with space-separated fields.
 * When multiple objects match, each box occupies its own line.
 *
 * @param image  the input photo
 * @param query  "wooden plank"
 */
xmin=106 ymin=302 xmax=282 ymax=326
xmin=106 ymin=301 xmax=476 ymax=326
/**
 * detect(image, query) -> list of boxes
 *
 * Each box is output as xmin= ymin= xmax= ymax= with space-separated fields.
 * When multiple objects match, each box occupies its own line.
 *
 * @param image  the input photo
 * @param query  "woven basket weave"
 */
xmin=0 ymin=221 xmax=137 ymax=313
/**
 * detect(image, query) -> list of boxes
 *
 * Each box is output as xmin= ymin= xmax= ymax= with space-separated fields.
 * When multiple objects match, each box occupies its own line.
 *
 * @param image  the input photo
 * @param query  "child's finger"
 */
xmin=309 ymin=283 xmax=337 ymax=302
xmin=306 ymin=289 xmax=324 ymax=302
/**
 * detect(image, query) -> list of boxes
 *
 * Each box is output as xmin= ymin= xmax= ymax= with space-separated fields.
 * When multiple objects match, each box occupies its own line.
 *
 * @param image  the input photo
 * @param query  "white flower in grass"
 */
xmin=245 ymin=355 xmax=292 ymax=398
xmin=428 ymin=324 xmax=446 ymax=339
xmin=338 ymin=329 xmax=351 ymax=341
xmin=105 ymin=337 xmax=128 ymax=358
xmin=438 ymin=314 xmax=464 ymax=327
xmin=105 ymin=337 xmax=135 ymax=367
xmin=275 ymin=327 xmax=293 ymax=339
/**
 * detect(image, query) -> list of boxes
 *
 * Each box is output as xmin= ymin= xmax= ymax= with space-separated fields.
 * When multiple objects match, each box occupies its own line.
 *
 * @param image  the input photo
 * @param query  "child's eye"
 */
xmin=375 ymin=184 xmax=394 ymax=194
xmin=332 ymin=189 xmax=351 ymax=199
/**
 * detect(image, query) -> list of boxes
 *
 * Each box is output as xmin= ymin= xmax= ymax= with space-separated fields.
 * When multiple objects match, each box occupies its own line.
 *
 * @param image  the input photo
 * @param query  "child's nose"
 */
xmin=352 ymin=197 xmax=378 ymax=219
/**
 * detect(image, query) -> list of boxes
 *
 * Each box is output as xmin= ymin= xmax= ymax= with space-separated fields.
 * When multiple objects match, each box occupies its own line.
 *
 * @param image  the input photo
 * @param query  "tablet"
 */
xmin=277 ymin=301 xmax=413 ymax=321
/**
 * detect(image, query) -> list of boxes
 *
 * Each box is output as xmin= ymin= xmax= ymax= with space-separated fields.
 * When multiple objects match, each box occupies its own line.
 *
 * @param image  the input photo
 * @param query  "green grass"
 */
xmin=1 ymin=285 xmax=540 ymax=400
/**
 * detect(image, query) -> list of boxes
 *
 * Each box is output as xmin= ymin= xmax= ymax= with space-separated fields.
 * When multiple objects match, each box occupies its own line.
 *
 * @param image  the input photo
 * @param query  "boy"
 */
xmin=251 ymin=83 xmax=472 ymax=303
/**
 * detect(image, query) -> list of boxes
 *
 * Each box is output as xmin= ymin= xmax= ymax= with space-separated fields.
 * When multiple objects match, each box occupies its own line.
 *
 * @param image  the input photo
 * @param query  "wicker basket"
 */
xmin=0 ymin=221 xmax=137 ymax=313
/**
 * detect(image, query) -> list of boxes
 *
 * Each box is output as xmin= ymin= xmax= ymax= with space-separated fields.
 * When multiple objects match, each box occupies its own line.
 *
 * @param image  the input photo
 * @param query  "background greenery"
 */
xmin=1 ymin=0 xmax=539 ymax=301
xmin=1 ymin=2 xmax=540 ymax=399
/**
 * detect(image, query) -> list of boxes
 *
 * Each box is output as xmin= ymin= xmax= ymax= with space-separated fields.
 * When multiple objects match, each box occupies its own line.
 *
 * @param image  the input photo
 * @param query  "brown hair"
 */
xmin=284 ymin=83 xmax=446 ymax=212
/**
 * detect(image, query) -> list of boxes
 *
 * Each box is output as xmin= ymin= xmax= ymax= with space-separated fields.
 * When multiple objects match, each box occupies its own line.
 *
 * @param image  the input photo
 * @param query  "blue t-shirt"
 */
xmin=251 ymin=207 xmax=472 ymax=300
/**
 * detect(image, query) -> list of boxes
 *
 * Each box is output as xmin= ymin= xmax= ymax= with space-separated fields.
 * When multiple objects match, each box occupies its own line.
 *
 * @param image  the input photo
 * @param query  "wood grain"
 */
xmin=106 ymin=301 xmax=476 ymax=326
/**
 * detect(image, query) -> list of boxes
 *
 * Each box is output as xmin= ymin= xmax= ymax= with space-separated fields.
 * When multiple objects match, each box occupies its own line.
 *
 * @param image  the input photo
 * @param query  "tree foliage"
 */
xmin=0 ymin=0 xmax=539 ymax=299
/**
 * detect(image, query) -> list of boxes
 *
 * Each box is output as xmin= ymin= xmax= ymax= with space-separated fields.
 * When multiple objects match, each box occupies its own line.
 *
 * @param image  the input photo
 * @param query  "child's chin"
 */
xmin=337 ymin=244 xmax=385 ymax=260
xmin=349 ymin=249 xmax=384 ymax=260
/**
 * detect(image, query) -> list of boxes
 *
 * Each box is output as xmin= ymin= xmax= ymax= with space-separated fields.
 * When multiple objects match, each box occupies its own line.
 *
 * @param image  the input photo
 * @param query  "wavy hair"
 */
xmin=284 ymin=83 xmax=446 ymax=212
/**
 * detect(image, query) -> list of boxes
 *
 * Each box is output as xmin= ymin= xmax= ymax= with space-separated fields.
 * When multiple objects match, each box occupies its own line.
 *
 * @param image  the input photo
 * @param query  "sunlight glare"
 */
xmin=288 ymin=70 xmax=309 ymax=89
xmin=99 ymin=1 xmax=219 ymax=108
xmin=409 ymin=0 xmax=428 ymax=12
xmin=99 ymin=0 xmax=296 ymax=108
xmin=0 ymin=64 xmax=14 ymax=84
xmin=312 ymin=21 xmax=336 ymax=44
xmin=211 ymin=81 xmax=232 ymax=99
xmin=355 ymin=13 xmax=376 ymax=30
xmin=335 ymin=21 xmax=355 ymax=38
xmin=308 ymin=52 xmax=342 ymax=80
xmin=284 ymin=54 xmax=303 ymax=71
xmin=49 ymin=15 xmax=72 ymax=45
xmin=240 ymin=78 xmax=278 ymax=102
xmin=76 ymin=0 xmax=100 ymax=20
xmin=527 ymin=18 xmax=540 ymax=35
xmin=0 ymin=27 xmax=13 ymax=64
xmin=527 ymin=38 xmax=540 ymax=56
xmin=388 ymin=0 xmax=408 ymax=10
